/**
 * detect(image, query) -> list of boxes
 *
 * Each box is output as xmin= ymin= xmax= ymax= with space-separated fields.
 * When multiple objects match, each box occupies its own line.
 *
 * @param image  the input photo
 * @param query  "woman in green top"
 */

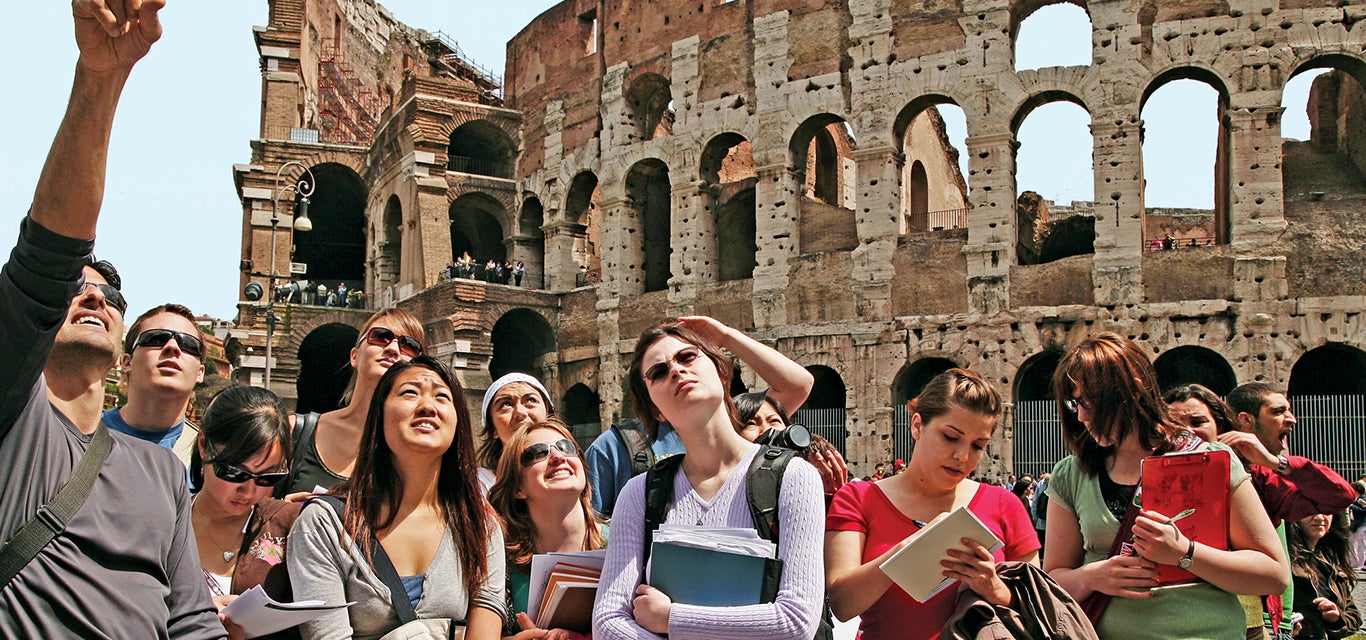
xmin=490 ymin=418 xmax=606 ymax=640
xmin=1042 ymin=332 xmax=1289 ymax=639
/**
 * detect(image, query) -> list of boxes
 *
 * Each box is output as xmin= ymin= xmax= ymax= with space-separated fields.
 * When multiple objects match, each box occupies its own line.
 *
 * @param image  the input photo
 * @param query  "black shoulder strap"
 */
xmin=0 ymin=424 xmax=113 ymax=591
xmin=612 ymin=421 xmax=655 ymax=477
xmin=746 ymin=445 xmax=795 ymax=543
xmin=640 ymin=453 xmax=687 ymax=572
xmin=315 ymin=495 xmax=418 ymax=625
xmin=276 ymin=412 xmax=320 ymax=499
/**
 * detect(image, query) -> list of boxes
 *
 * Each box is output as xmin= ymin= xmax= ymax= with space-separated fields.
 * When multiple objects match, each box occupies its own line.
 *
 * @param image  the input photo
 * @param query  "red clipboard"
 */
xmin=1139 ymin=448 xmax=1231 ymax=586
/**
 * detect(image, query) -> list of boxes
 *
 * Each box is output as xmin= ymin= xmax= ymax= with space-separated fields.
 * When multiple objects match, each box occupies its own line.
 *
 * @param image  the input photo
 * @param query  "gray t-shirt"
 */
xmin=0 ymin=216 xmax=224 ymax=639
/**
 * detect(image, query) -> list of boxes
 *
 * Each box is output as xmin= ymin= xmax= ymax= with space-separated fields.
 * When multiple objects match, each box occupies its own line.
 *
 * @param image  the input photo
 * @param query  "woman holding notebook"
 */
xmin=1042 ymin=333 xmax=1288 ymax=639
xmin=824 ymin=368 xmax=1040 ymax=639
xmin=592 ymin=317 xmax=824 ymax=640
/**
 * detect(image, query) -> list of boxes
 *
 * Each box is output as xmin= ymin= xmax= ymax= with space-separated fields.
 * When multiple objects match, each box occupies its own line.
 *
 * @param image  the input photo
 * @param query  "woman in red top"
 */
xmin=825 ymin=369 xmax=1039 ymax=640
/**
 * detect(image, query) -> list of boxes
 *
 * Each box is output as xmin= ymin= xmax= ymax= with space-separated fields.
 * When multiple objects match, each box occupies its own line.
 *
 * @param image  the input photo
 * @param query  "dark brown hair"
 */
xmin=338 ymin=355 xmax=491 ymax=597
xmin=1163 ymin=383 xmax=1238 ymax=435
xmin=626 ymin=319 xmax=740 ymax=442
xmin=190 ymin=385 xmax=291 ymax=492
xmin=488 ymin=418 xmax=605 ymax=569
xmin=1053 ymin=332 xmax=1186 ymax=476
xmin=908 ymin=367 xmax=1004 ymax=424
xmin=122 ymin=302 xmax=203 ymax=354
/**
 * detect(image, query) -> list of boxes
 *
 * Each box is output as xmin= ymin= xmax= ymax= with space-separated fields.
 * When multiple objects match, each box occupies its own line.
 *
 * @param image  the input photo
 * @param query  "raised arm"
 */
xmin=676 ymin=317 xmax=813 ymax=412
xmin=31 ymin=0 xmax=164 ymax=239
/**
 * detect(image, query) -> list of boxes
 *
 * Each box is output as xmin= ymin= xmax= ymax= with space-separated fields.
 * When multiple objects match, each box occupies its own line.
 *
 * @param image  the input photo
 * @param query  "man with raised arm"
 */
xmin=0 ymin=2 xmax=224 ymax=637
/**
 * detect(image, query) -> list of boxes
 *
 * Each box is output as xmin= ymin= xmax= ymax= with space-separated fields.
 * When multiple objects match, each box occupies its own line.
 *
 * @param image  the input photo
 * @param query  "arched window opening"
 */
xmin=700 ymin=133 xmax=755 ymax=185
xmin=1012 ymin=350 xmax=1067 ymax=478
xmin=1287 ymin=344 xmax=1366 ymax=479
xmin=626 ymin=73 xmax=673 ymax=141
xmin=1013 ymin=3 xmax=1092 ymax=72
xmin=1014 ymin=100 xmax=1094 ymax=265
xmin=296 ymin=323 xmax=359 ymax=414
xmin=447 ymin=120 xmax=515 ymax=178
xmin=1152 ymin=346 xmax=1237 ymax=396
xmin=377 ymin=195 xmax=402 ymax=297
xmin=561 ymin=383 xmax=602 ymax=433
xmin=625 ymin=160 xmax=672 ymax=293
xmin=1289 ymin=344 xmax=1366 ymax=397
xmin=892 ymin=358 xmax=958 ymax=406
xmin=516 ymin=197 xmax=545 ymax=288
xmin=291 ymin=163 xmax=367 ymax=289
xmin=1141 ymin=76 xmax=1227 ymax=249
xmin=565 ymin=172 xmax=603 ymax=280
xmin=897 ymin=102 xmax=970 ymax=234
xmin=716 ymin=188 xmax=757 ymax=281
xmin=449 ymin=193 xmax=507 ymax=272
xmin=489 ymin=309 xmax=558 ymax=382
xmin=792 ymin=115 xmax=857 ymax=254
xmin=795 ymin=365 xmax=847 ymax=456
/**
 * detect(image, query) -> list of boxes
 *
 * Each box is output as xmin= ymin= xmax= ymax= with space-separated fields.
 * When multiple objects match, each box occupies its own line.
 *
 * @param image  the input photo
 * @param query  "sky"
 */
xmin=0 ymin=2 xmax=1324 ymax=321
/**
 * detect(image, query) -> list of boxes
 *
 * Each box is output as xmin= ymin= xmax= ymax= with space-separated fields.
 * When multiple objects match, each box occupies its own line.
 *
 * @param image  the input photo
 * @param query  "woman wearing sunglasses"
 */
xmin=479 ymin=373 xmax=555 ymax=491
xmin=289 ymin=356 xmax=505 ymax=640
xmin=490 ymin=418 xmax=607 ymax=640
xmin=593 ymin=319 xmax=824 ymax=639
xmin=1042 ymin=333 xmax=1287 ymax=639
xmin=279 ymin=309 xmax=426 ymax=497
xmin=190 ymin=385 xmax=300 ymax=639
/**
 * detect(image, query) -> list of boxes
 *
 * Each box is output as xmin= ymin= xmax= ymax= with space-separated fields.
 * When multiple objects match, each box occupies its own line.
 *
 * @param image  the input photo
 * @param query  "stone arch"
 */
xmin=293 ymin=162 xmax=368 ymax=287
xmin=489 ymin=308 xmax=558 ymax=381
xmin=700 ymin=132 xmax=755 ymax=184
xmin=894 ymin=97 xmax=970 ymax=233
xmin=517 ymin=196 xmax=545 ymax=288
xmin=1288 ymin=343 xmax=1366 ymax=396
xmin=715 ymin=187 xmax=757 ymax=282
xmin=625 ymin=72 xmax=673 ymax=141
xmin=1140 ymin=68 xmax=1232 ymax=246
xmin=1153 ymin=346 xmax=1237 ymax=396
xmin=802 ymin=364 xmax=847 ymax=411
xmin=1012 ymin=93 xmax=1094 ymax=265
xmin=892 ymin=357 xmax=958 ymax=405
xmin=561 ymin=383 xmax=602 ymax=427
xmin=624 ymin=158 xmax=672 ymax=293
xmin=449 ymin=193 xmax=507 ymax=266
xmin=447 ymin=119 xmax=515 ymax=179
xmin=1012 ymin=1 xmax=1092 ymax=70
xmin=376 ymin=194 xmax=402 ymax=295
xmin=295 ymin=322 xmax=360 ymax=414
xmin=564 ymin=171 xmax=603 ymax=277
xmin=791 ymin=114 xmax=857 ymax=254
xmin=1014 ymin=350 xmax=1063 ymax=401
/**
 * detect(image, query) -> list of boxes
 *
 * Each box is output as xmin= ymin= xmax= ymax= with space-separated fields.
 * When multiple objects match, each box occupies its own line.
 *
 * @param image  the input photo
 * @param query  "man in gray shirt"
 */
xmin=0 ymin=2 xmax=223 ymax=637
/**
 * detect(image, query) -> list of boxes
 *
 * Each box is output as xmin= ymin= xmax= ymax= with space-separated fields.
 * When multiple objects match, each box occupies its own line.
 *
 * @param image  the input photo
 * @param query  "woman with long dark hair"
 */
xmin=825 ymin=369 xmax=1039 ymax=640
xmin=191 ymin=385 xmax=300 ymax=639
xmin=288 ymin=356 xmax=505 ymax=640
xmin=592 ymin=319 xmax=825 ymax=639
xmin=1288 ymin=512 xmax=1361 ymax=640
xmin=1043 ymin=333 xmax=1287 ymax=639
xmin=490 ymin=418 xmax=607 ymax=639
xmin=279 ymin=309 xmax=426 ymax=497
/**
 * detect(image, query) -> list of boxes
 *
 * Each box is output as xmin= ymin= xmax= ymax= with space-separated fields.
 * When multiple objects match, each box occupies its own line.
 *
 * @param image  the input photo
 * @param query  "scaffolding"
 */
xmin=317 ymin=39 xmax=381 ymax=146
xmin=420 ymin=31 xmax=504 ymax=106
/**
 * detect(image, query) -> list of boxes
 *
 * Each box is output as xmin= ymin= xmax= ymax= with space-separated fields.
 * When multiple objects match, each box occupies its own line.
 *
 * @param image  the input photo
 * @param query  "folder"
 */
xmin=877 ymin=506 xmax=1005 ymax=603
xmin=1140 ymin=448 xmax=1231 ymax=586
xmin=648 ymin=541 xmax=783 ymax=607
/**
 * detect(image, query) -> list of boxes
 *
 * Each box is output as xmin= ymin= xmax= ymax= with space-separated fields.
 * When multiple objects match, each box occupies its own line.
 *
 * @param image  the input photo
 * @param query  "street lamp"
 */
xmin=257 ymin=161 xmax=316 ymax=390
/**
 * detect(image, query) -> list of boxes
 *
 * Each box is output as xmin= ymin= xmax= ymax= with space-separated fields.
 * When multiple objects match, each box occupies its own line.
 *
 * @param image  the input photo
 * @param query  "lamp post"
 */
xmin=262 ymin=162 xmax=315 ymax=390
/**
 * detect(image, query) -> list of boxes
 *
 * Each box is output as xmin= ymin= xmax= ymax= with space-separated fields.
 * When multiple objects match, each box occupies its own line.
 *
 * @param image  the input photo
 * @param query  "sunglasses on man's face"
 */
xmin=364 ymin=326 xmax=423 ymax=358
xmin=81 ymin=281 xmax=127 ymax=316
xmin=643 ymin=346 xmax=702 ymax=383
xmin=132 ymin=328 xmax=204 ymax=359
xmin=519 ymin=438 xmax=578 ymax=468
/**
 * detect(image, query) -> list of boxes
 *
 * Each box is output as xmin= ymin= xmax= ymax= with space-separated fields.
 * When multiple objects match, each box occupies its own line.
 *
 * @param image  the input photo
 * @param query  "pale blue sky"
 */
xmin=0 ymin=2 xmax=1323 ymax=320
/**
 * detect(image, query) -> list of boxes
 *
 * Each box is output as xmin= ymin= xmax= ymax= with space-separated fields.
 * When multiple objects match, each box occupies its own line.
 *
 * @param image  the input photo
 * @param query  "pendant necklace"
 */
xmin=195 ymin=497 xmax=254 ymax=563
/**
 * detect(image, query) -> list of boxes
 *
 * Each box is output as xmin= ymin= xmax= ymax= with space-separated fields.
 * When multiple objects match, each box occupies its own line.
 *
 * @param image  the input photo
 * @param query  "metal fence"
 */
xmin=1010 ymin=400 xmax=1068 ymax=479
xmin=567 ymin=422 xmax=603 ymax=454
xmin=790 ymin=408 xmax=848 ymax=458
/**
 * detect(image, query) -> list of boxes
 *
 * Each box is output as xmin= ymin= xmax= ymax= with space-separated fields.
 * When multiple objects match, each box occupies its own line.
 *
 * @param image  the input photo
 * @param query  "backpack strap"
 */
xmin=640 ymin=453 xmax=687 ymax=573
xmin=314 ymin=495 xmax=418 ymax=625
xmin=612 ymin=420 xmax=656 ymax=477
xmin=0 ymin=424 xmax=113 ymax=591
xmin=275 ymin=412 xmax=320 ymax=499
xmin=746 ymin=445 xmax=795 ymax=543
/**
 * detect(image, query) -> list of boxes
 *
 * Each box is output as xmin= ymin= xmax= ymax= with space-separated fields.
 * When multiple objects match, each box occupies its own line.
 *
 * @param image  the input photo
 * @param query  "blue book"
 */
xmin=648 ymin=541 xmax=783 ymax=607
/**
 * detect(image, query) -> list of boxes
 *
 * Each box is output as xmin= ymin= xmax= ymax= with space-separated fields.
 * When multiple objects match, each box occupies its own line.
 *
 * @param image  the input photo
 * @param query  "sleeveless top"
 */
xmin=278 ymin=412 xmax=349 ymax=497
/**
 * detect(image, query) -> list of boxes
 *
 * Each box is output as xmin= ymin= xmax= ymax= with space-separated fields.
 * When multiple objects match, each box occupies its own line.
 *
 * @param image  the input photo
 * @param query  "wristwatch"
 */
xmin=1275 ymin=454 xmax=1291 ymax=475
xmin=1178 ymin=538 xmax=1196 ymax=569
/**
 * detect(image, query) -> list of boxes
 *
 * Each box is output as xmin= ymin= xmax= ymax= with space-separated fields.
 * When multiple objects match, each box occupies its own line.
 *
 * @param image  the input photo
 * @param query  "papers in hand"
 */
xmin=526 ymin=549 xmax=606 ymax=633
xmin=647 ymin=525 xmax=782 ymax=606
xmin=878 ymin=506 xmax=1004 ymax=603
xmin=220 ymin=585 xmax=353 ymax=639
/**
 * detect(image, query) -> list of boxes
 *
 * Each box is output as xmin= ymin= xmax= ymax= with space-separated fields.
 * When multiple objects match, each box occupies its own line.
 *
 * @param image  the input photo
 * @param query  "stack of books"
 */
xmin=647 ymin=524 xmax=782 ymax=606
xmin=527 ymin=549 xmax=608 ymax=632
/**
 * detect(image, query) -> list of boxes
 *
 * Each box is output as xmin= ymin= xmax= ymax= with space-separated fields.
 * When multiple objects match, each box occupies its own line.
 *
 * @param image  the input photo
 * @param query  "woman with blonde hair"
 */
xmin=490 ymin=418 xmax=606 ymax=639
xmin=278 ymin=309 xmax=426 ymax=496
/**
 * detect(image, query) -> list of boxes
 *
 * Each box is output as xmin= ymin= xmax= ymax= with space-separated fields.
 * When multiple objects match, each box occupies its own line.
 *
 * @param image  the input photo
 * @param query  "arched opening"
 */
xmin=792 ymin=115 xmax=857 ymax=254
xmin=489 ymin=309 xmax=558 ymax=382
xmin=624 ymin=159 xmax=672 ymax=293
xmin=1141 ymin=73 xmax=1229 ymax=248
xmin=895 ymin=99 xmax=970 ymax=234
xmin=447 ymin=120 xmax=515 ymax=178
xmin=700 ymin=132 xmax=758 ymax=283
xmin=795 ymin=365 xmax=847 ymax=456
xmin=449 ymin=193 xmax=507 ymax=274
xmin=1013 ymin=2 xmax=1092 ymax=72
xmin=700 ymin=133 xmax=755 ymax=185
xmin=561 ymin=383 xmax=602 ymax=448
xmin=625 ymin=73 xmax=673 ymax=141
xmin=1012 ymin=350 xmax=1067 ymax=478
xmin=1153 ymin=346 xmax=1237 ymax=396
xmin=295 ymin=323 xmax=359 ymax=415
xmin=1289 ymin=343 xmax=1366 ymax=397
xmin=1287 ymin=343 xmax=1366 ymax=480
xmin=892 ymin=357 xmax=959 ymax=406
xmin=292 ymin=163 xmax=367 ymax=288
xmin=715 ymin=188 xmax=757 ymax=282
xmin=565 ymin=171 xmax=603 ymax=281
xmin=517 ymin=196 xmax=545 ymax=288
xmin=376 ymin=195 xmax=402 ymax=296
xmin=1013 ymin=97 xmax=1094 ymax=265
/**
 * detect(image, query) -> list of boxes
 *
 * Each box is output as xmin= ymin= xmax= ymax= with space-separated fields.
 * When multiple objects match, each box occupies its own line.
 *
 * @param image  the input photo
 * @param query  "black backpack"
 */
xmin=612 ymin=419 xmax=656 ymax=477
xmin=641 ymin=446 xmax=834 ymax=640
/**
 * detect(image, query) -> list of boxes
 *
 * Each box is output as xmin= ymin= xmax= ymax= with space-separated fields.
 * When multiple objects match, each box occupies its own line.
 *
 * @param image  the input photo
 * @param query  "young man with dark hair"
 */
xmin=0 ymin=2 xmax=223 ymax=637
xmin=103 ymin=302 xmax=206 ymax=464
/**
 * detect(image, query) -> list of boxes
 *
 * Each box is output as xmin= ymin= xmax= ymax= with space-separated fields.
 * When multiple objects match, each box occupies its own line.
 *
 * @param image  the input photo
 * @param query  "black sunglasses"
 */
xmin=201 ymin=435 xmax=289 ymax=487
xmin=82 ymin=281 xmax=127 ymax=316
xmin=364 ymin=326 xmax=423 ymax=358
xmin=1064 ymin=397 xmax=1093 ymax=415
xmin=132 ymin=328 xmax=204 ymax=359
xmin=643 ymin=346 xmax=702 ymax=383
xmin=519 ymin=438 xmax=578 ymax=468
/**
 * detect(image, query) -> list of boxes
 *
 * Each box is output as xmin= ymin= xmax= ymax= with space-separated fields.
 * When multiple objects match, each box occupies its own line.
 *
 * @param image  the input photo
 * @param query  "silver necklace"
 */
xmin=194 ymin=497 xmax=254 ymax=563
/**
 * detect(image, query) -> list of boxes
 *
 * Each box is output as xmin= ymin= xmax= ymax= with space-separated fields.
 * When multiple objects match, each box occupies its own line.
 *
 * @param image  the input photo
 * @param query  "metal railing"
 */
xmin=1010 ymin=400 xmax=1069 ymax=479
xmin=1145 ymin=235 xmax=1218 ymax=251
xmin=904 ymin=207 xmax=970 ymax=233
xmin=447 ymin=155 xmax=513 ymax=179
xmin=261 ymin=125 xmax=369 ymax=147
xmin=791 ymin=408 xmax=848 ymax=457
